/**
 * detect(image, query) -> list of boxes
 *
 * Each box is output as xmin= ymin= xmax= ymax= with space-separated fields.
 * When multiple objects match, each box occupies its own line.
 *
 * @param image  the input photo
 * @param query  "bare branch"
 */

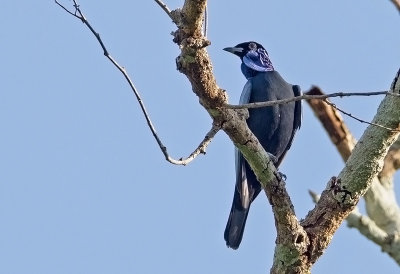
xmin=56 ymin=0 xmax=218 ymax=165
xmin=348 ymin=203 xmax=400 ymax=265
xmin=169 ymin=1 xmax=308 ymax=272
xmin=380 ymin=139 xmax=400 ymax=180
xmin=227 ymin=90 xmax=400 ymax=132
xmin=324 ymin=100 xmax=399 ymax=132
xmin=154 ymin=0 xmax=175 ymax=21
xmin=226 ymin=90 xmax=398 ymax=110
xmin=55 ymin=0 xmax=80 ymax=18
xmin=305 ymin=86 xmax=356 ymax=161
xmin=347 ymin=208 xmax=388 ymax=245
xmin=305 ymin=72 xmax=400 ymax=266
xmin=163 ymin=123 xmax=220 ymax=165
xmin=57 ymin=0 xmax=400 ymax=270
xmin=302 ymin=69 xmax=400 ymax=266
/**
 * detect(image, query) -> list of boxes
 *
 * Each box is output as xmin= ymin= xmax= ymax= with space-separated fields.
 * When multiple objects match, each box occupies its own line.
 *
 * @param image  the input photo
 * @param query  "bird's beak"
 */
xmin=223 ymin=47 xmax=244 ymax=55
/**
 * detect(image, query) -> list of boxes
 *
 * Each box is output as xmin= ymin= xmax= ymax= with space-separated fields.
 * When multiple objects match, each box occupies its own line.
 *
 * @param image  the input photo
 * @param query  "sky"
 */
xmin=1 ymin=1 xmax=400 ymax=273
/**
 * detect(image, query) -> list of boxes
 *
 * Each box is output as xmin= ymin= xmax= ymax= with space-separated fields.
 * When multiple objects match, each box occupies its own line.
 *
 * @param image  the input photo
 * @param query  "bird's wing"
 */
xmin=235 ymin=148 xmax=250 ymax=208
xmin=284 ymin=84 xmax=302 ymax=152
xmin=235 ymin=79 xmax=252 ymax=208
xmin=239 ymin=80 xmax=252 ymax=104
xmin=292 ymin=85 xmax=302 ymax=131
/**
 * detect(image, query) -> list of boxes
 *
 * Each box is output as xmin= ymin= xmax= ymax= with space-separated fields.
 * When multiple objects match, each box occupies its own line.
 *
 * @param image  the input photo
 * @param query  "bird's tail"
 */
xmin=224 ymin=204 xmax=250 ymax=249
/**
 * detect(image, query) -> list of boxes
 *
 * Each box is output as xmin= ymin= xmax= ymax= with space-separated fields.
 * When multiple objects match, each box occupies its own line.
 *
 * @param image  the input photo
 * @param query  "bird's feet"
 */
xmin=274 ymin=171 xmax=287 ymax=181
xmin=267 ymin=153 xmax=286 ymax=180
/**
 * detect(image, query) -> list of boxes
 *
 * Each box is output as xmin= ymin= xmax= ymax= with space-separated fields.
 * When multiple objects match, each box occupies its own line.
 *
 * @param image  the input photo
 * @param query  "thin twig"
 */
xmin=306 ymin=86 xmax=356 ymax=161
xmin=227 ymin=90 xmax=400 ymax=132
xmin=154 ymin=0 xmax=175 ymax=21
xmin=226 ymin=91 xmax=398 ymax=110
xmin=55 ymin=0 xmax=79 ymax=18
xmin=324 ymin=100 xmax=399 ymax=132
xmin=55 ymin=0 xmax=219 ymax=165
xmin=166 ymin=123 xmax=220 ymax=165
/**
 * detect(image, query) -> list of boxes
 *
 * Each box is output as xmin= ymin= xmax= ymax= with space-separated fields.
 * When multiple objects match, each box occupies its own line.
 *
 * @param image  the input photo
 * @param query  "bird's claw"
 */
xmin=274 ymin=171 xmax=287 ymax=181
xmin=267 ymin=153 xmax=278 ymax=165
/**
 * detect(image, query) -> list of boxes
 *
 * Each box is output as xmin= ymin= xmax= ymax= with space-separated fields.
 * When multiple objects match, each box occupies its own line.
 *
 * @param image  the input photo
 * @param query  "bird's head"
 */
xmin=224 ymin=41 xmax=274 ymax=78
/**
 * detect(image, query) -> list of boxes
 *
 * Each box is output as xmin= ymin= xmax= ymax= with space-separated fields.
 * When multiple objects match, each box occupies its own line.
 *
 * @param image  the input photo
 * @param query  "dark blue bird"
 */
xmin=223 ymin=42 xmax=302 ymax=249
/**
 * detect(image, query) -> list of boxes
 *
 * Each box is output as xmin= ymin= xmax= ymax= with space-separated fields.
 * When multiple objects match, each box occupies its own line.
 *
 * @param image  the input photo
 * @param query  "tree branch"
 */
xmin=165 ymin=1 xmax=310 ymax=273
xmin=305 ymin=76 xmax=400 ymax=265
xmin=309 ymin=190 xmax=389 ymax=250
xmin=323 ymin=100 xmax=399 ymax=132
xmin=228 ymin=90 xmax=400 ymax=132
xmin=347 ymin=208 xmax=388 ymax=245
xmin=305 ymin=86 xmax=356 ymax=161
xmin=380 ymin=139 xmax=400 ymax=182
xmin=55 ymin=0 xmax=218 ymax=165
xmin=157 ymin=0 xmax=400 ymax=272
xmin=311 ymin=185 xmax=400 ymax=265
xmin=389 ymin=0 xmax=400 ymax=12
xmin=226 ymin=91 xmax=398 ymax=109
xmin=166 ymin=123 xmax=220 ymax=165
xmin=154 ymin=0 xmax=175 ymax=22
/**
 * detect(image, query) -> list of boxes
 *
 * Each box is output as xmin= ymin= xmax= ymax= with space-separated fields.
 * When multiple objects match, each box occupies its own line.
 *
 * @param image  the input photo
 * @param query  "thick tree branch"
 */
xmin=157 ymin=1 xmax=400 ymax=272
xmin=306 ymin=86 xmax=400 ymax=244
xmin=309 ymin=190 xmax=389 ymax=249
xmin=304 ymin=72 xmax=400 ymax=265
xmin=166 ymin=1 xmax=309 ymax=272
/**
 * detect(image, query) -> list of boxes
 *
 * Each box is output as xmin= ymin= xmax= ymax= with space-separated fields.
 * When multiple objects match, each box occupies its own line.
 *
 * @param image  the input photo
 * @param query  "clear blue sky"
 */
xmin=1 ymin=1 xmax=399 ymax=273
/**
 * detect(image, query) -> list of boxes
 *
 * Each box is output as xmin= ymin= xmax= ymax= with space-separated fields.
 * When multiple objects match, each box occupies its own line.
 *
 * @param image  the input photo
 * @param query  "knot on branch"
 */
xmin=329 ymin=176 xmax=354 ymax=206
xmin=170 ymin=8 xmax=183 ymax=27
xmin=173 ymin=29 xmax=210 ymax=49
xmin=182 ymin=37 xmax=211 ymax=49
xmin=174 ymin=37 xmax=210 ymax=72
xmin=172 ymin=29 xmax=184 ymax=45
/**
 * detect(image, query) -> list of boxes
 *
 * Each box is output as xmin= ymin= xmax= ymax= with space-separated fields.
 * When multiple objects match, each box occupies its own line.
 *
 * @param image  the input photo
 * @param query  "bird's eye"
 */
xmin=248 ymin=42 xmax=257 ymax=50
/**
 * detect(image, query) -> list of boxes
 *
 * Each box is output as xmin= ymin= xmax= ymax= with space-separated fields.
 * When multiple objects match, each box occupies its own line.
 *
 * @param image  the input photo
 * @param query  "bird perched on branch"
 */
xmin=223 ymin=41 xmax=302 ymax=249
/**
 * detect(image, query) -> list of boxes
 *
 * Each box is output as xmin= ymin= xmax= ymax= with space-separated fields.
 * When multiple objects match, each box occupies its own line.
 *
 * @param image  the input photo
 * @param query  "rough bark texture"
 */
xmin=168 ymin=1 xmax=400 ymax=272
xmin=306 ymin=86 xmax=400 ymax=265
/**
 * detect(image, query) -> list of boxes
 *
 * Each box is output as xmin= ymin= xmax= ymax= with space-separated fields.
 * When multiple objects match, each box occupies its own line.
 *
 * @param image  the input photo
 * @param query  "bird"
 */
xmin=223 ymin=41 xmax=302 ymax=249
